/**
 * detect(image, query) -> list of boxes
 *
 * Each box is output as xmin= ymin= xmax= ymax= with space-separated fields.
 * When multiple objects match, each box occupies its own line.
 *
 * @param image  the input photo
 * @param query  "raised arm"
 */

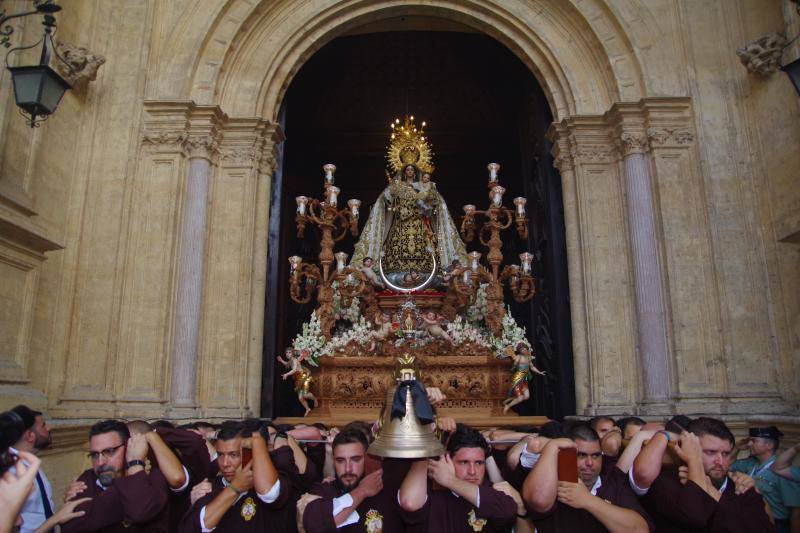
xmin=616 ymin=429 xmax=657 ymax=474
xmin=202 ymin=465 xmax=252 ymax=530
xmin=252 ymin=432 xmax=279 ymax=495
xmin=398 ymin=459 xmax=428 ymax=512
xmin=523 ymin=438 xmax=574 ymax=513
xmin=772 ymin=443 xmax=799 ymax=480
xmin=632 ymin=432 xmax=670 ymax=489
xmin=428 ymin=454 xmax=479 ymax=506
xmin=145 ymin=430 xmax=187 ymax=489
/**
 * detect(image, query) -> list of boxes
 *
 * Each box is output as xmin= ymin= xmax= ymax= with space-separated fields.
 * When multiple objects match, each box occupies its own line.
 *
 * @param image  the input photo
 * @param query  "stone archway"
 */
xmin=136 ymin=1 xmax=731 ymax=420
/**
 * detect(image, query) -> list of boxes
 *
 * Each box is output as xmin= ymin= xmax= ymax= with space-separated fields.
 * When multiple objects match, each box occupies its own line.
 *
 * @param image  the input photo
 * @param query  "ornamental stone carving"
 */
xmin=220 ymin=147 xmax=261 ymax=168
xmin=619 ymin=132 xmax=649 ymax=156
xmin=571 ymin=145 xmax=618 ymax=164
xmin=184 ymin=134 xmax=221 ymax=162
xmin=553 ymin=153 xmax=574 ymax=173
xmin=141 ymin=130 xmax=189 ymax=151
xmin=54 ymin=41 xmax=106 ymax=86
xmin=647 ymin=127 xmax=694 ymax=147
xmin=736 ymin=33 xmax=787 ymax=76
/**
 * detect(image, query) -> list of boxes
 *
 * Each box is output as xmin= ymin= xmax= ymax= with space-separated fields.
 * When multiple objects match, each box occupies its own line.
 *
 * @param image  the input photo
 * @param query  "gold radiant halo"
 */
xmin=386 ymin=115 xmax=434 ymax=174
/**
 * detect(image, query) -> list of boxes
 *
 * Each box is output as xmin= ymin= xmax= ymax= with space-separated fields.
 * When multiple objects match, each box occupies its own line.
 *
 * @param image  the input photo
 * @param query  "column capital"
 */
xmin=618 ymin=131 xmax=650 ymax=156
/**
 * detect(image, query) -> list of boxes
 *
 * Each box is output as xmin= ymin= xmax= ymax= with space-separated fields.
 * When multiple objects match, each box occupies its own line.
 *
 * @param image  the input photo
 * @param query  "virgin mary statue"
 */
xmin=350 ymin=116 xmax=468 ymax=285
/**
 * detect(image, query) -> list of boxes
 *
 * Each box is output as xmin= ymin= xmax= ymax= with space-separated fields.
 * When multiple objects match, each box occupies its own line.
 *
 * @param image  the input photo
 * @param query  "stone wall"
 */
xmin=0 ymin=0 xmax=797 ymax=421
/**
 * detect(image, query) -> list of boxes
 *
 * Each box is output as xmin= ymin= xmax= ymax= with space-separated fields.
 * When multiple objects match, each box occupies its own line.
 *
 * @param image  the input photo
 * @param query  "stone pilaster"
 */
xmin=169 ymin=109 xmax=223 ymax=416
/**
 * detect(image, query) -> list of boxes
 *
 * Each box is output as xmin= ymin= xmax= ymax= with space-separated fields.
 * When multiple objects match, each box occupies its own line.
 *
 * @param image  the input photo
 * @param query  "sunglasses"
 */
xmin=87 ymin=443 xmax=125 ymax=461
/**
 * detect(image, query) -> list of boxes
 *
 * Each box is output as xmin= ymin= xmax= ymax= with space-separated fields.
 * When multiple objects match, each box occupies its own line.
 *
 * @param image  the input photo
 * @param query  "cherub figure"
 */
xmin=277 ymin=348 xmax=317 ymax=416
xmin=402 ymin=269 xmax=421 ymax=287
xmin=421 ymin=311 xmax=453 ymax=344
xmin=502 ymin=342 xmax=546 ymax=413
xmin=360 ymin=256 xmax=384 ymax=288
xmin=367 ymin=313 xmax=393 ymax=352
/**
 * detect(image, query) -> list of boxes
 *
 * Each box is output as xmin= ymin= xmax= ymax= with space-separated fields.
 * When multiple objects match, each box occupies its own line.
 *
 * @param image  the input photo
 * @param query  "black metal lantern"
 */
xmin=781 ymin=56 xmax=800 ymax=97
xmin=2 ymin=2 xmax=72 ymax=127
xmin=8 ymin=63 xmax=70 ymax=124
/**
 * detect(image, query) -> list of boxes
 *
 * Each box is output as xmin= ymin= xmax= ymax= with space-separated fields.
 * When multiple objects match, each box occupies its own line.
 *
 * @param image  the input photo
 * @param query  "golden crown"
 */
xmin=386 ymin=115 xmax=434 ymax=175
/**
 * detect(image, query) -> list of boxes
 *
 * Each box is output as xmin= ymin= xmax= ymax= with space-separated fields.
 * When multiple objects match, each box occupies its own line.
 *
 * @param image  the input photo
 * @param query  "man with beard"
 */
xmin=631 ymin=417 xmax=775 ymax=532
xmin=300 ymin=428 xmax=396 ymax=532
xmin=180 ymin=421 xmax=292 ymax=532
xmin=61 ymin=419 xmax=171 ymax=532
xmin=399 ymin=425 xmax=520 ymax=532
xmin=8 ymin=405 xmax=54 ymax=533
xmin=523 ymin=424 xmax=651 ymax=533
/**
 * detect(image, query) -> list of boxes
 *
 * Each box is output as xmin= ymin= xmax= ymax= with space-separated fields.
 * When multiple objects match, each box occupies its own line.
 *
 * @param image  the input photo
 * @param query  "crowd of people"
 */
xmin=1 ymin=400 xmax=799 ymax=532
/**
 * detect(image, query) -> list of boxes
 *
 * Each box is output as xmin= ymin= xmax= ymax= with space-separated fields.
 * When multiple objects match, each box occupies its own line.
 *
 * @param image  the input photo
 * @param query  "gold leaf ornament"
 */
xmin=387 ymin=115 xmax=434 ymax=174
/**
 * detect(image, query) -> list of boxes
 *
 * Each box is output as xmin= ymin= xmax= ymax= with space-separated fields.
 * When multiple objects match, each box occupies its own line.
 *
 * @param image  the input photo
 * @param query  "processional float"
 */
xmin=281 ymin=115 xmax=546 ymax=430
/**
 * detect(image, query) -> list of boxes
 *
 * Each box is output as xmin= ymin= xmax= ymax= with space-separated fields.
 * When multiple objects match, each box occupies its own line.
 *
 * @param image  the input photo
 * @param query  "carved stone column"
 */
xmin=170 ymin=113 xmax=222 ymax=413
xmin=618 ymin=131 xmax=671 ymax=405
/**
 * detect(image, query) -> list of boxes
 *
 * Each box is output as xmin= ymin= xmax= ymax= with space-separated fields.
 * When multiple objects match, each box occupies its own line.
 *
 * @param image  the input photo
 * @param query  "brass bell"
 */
xmin=368 ymin=385 xmax=445 ymax=459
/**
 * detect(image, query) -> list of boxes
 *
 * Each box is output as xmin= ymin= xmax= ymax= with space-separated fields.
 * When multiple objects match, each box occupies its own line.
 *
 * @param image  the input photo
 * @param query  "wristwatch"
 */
xmin=126 ymin=459 xmax=146 ymax=469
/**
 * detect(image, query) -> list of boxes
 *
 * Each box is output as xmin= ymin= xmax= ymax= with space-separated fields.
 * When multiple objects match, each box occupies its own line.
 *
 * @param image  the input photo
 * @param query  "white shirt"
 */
xmin=10 ymin=447 xmax=55 ymax=533
xmin=200 ymin=478 xmax=281 ymax=532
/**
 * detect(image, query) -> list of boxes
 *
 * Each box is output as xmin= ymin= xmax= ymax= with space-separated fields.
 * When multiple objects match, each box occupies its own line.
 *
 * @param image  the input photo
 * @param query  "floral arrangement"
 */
xmin=290 ymin=303 xmax=531 ymax=362
xmin=490 ymin=306 xmax=532 ymax=358
xmin=290 ymin=311 xmax=326 ymax=366
xmin=465 ymin=283 xmax=488 ymax=324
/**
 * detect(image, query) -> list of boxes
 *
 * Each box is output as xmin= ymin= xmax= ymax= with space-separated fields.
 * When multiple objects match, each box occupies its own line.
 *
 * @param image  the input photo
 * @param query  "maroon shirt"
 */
xmin=180 ymin=447 xmax=299 ymax=533
xmin=642 ymin=465 xmax=776 ymax=532
xmin=406 ymin=483 xmax=517 ymax=533
xmin=302 ymin=479 xmax=414 ymax=533
xmin=61 ymin=468 xmax=170 ymax=533
xmin=528 ymin=467 xmax=654 ymax=533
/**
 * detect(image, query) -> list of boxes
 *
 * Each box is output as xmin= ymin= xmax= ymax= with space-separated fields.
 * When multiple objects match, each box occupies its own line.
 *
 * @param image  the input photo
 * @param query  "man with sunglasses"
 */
xmin=61 ymin=419 xmax=171 ymax=532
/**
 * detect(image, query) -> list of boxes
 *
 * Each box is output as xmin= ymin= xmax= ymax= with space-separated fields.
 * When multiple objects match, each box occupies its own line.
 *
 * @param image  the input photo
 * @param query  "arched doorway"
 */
xmin=261 ymin=23 xmax=575 ymax=419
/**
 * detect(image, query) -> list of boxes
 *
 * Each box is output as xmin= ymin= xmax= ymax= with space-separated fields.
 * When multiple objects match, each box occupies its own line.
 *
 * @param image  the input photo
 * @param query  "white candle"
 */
xmin=491 ymin=185 xmax=506 ymax=207
xmin=520 ymin=252 xmax=534 ymax=274
xmin=487 ymin=162 xmax=500 ymax=182
xmin=323 ymin=163 xmax=336 ymax=184
xmin=468 ymin=251 xmax=482 ymax=272
xmin=335 ymin=252 xmax=348 ymax=272
xmin=289 ymin=255 xmax=302 ymax=273
xmin=295 ymin=196 xmax=308 ymax=215
xmin=463 ymin=204 xmax=476 ymax=216
xmin=326 ymin=186 xmax=340 ymax=207
xmin=513 ymin=197 xmax=527 ymax=217
xmin=348 ymin=198 xmax=361 ymax=218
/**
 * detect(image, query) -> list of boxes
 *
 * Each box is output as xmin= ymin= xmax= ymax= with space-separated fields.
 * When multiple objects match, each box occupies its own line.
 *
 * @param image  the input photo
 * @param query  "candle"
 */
xmin=463 ymin=270 xmax=472 ymax=284
xmin=491 ymin=185 xmax=506 ymax=207
xmin=348 ymin=198 xmax=361 ymax=218
xmin=295 ymin=196 xmax=308 ymax=215
xmin=335 ymin=252 xmax=348 ymax=272
xmin=513 ymin=197 xmax=527 ymax=217
xmin=289 ymin=255 xmax=302 ymax=274
xmin=468 ymin=251 xmax=482 ymax=272
xmin=487 ymin=162 xmax=500 ymax=182
xmin=463 ymin=204 xmax=476 ymax=217
xmin=323 ymin=163 xmax=336 ymax=185
xmin=326 ymin=186 xmax=340 ymax=207
xmin=520 ymin=252 xmax=534 ymax=274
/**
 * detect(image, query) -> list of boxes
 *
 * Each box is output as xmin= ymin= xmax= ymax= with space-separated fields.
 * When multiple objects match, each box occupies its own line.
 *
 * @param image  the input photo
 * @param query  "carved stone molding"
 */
xmin=618 ymin=132 xmax=650 ymax=156
xmin=54 ymin=41 xmax=106 ymax=87
xmin=184 ymin=134 xmax=221 ymax=163
xmin=647 ymin=127 xmax=695 ymax=147
xmin=220 ymin=147 xmax=261 ymax=168
xmin=571 ymin=144 xmax=619 ymax=164
xmin=141 ymin=129 xmax=189 ymax=152
xmin=553 ymin=153 xmax=574 ymax=173
xmin=736 ymin=33 xmax=787 ymax=76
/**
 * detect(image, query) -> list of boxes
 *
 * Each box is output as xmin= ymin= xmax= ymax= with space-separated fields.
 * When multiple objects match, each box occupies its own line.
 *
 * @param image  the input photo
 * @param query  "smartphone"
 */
xmin=241 ymin=447 xmax=252 ymax=467
xmin=557 ymin=447 xmax=578 ymax=482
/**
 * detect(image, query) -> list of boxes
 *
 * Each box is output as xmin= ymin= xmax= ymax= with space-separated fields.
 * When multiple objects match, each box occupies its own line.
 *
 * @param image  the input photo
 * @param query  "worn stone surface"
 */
xmin=0 ymin=0 xmax=797 ymax=423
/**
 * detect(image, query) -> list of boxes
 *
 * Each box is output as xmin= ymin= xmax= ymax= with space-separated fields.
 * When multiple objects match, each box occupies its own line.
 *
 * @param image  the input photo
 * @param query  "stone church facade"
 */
xmin=0 ymin=0 xmax=798 ymax=484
